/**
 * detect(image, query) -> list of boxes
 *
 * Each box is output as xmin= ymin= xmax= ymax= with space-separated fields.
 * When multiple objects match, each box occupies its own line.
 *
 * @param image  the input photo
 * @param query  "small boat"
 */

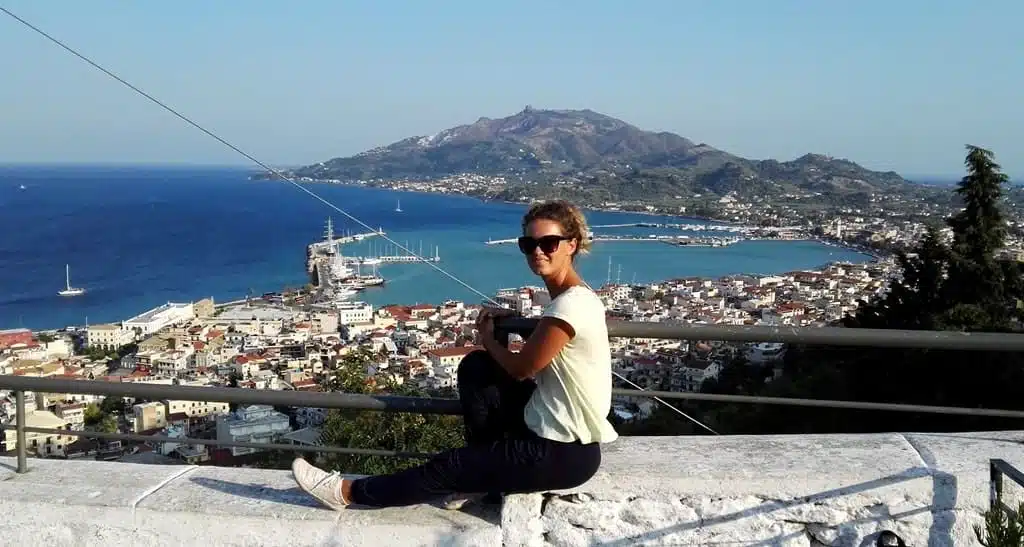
xmin=58 ymin=264 xmax=85 ymax=296
xmin=18 ymin=184 xmax=27 ymax=191
xmin=395 ymin=199 xmax=402 ymax=213
xmin=331 ymin=287 xmax=358 ymax=300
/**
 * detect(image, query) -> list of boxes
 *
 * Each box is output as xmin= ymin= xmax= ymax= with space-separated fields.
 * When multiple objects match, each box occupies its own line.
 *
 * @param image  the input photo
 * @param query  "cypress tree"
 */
xmin=942 ymin=145 xmax=1013 ymax=329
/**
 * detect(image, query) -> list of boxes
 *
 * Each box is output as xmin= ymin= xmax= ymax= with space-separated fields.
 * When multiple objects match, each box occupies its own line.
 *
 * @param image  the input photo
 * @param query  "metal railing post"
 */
xmin=15 ymin=390 xmax=27 ymax=473
xmin=990 ymin=459 xmax=1003 ymax=512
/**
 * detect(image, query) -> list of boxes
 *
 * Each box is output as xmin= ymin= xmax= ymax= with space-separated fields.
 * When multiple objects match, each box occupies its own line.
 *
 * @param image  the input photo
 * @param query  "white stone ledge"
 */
xmin=512 ymin=431 xmax=1024 ymax=547
xmin=0 ymin=457 xmax=500 ymax=546
xmin=1 ymin=431 xmax=1023 ymax=546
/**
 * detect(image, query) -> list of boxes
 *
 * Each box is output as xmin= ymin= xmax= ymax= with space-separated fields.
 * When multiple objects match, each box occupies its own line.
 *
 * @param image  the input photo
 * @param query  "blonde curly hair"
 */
xmin=521 ymin=200 xmax=591 ymax=259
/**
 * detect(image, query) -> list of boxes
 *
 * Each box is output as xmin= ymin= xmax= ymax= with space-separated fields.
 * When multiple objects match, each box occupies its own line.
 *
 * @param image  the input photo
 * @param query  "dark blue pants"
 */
xmin=350 ymin=350 xmax=601 ymax=507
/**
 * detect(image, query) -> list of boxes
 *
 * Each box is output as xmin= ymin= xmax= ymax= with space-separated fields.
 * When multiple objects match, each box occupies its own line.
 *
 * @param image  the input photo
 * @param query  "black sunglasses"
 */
xmin=517 ymin=235 xmax=573 ymax=255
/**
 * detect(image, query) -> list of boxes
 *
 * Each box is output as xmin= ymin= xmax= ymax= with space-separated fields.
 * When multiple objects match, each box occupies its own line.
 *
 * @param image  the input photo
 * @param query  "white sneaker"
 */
xmin=292 ymin=457 xmax=349 ymax=511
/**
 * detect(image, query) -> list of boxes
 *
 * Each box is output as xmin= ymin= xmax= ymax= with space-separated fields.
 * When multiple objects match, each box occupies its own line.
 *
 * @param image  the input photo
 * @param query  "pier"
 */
xmin=486 ymin=222 xmax=807 ymax=246
xmin=307 ymin=217 xmax=385 ymax=254
xmin=587 ymin=222 xmax=804 ymax=233
xmin=308 ymin=232 xmax=385 ymax=253
xmin=306 ymin=219 xmax=443 ymax=292
xmin=376 ymin=254 xmax=440 ymax=263
xmin=486 ymin=235 xmax=744 ymax=246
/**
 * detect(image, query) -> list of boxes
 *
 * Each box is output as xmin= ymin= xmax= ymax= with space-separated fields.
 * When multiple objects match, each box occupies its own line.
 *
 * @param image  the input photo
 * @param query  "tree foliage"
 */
xmin=661 ymin=146 xmax=1024 ymax=436
xmin=83 ymin=403 xmax=104 ymax=426
xmin=976 ymin=503 xmax=1024 ymax=547
xmin=84 ymin=402 xmax=119 ymax=433
xmin=316 ymin=349 xmax=463 ymax=475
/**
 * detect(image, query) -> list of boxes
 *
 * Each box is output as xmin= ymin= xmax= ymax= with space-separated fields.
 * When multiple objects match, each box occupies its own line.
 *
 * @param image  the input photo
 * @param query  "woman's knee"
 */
xmin=457 ymin=349 xmax=493 ymax=384
xmin=552 ymin=444 xmax=602 ymax=490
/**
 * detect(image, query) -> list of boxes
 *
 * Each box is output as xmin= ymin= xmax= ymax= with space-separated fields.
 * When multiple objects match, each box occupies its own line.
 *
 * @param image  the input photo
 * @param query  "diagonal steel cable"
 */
xmin=0 ymin=5 xmax=500 ymax=307
xmin=1 ymin=4 xmax=719 ymax=434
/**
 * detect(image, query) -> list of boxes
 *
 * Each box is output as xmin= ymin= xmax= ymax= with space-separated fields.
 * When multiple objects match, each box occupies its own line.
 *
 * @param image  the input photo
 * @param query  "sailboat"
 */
xmin=58 ymin=264 xmax=85 ymax=296
xmin=394 ymin=199 xmax=402 ymax=213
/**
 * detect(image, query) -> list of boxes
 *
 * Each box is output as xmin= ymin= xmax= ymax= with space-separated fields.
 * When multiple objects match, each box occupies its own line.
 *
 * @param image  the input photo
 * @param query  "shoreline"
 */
xmin=266 ymin=177 xmax=872 ymax=258
xmin=40 ymin=244 xmax=877 ymax=333
xmin=16 ymin=175 xmax=877 ymax=332
xmin=250 ymin=174 xmax=739 ymax=227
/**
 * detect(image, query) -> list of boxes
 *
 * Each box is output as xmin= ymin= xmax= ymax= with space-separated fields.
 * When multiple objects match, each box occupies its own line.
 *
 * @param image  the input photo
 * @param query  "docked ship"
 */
xmin=325 ymin=250 xmax=385 ymax=294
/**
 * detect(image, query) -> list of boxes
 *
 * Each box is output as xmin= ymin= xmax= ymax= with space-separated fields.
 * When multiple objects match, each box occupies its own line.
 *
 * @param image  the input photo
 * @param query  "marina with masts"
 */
xmin=305 ymin=218 xmax=441 ymax=304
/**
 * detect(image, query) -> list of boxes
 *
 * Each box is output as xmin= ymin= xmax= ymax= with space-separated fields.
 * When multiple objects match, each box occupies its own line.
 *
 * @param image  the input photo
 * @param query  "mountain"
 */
xmin=290 ymin=107 xmax=920 ymax=201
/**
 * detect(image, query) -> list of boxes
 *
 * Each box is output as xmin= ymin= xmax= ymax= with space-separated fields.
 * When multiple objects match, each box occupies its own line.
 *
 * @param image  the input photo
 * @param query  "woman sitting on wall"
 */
xmin=291 ymin=199 xmax=617 ymax=508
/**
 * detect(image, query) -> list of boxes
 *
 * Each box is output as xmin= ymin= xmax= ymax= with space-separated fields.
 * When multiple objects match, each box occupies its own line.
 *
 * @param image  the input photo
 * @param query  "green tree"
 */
xmin=846 ymin=225 xmax=948 ymax=331
xmin=942 ymin=145 xmax=1015 ymax=329
xmin=316 ymin=349 xmax=463 ymax=475
xmin=83 ymin=403 xmax=104 ymax=426
xmin=99 ymin=395 xmax=125 ymax=416
xmin=975 ymin=503 xmax=1024 ymax=547
xmin=98 ymin=414 xmax=118 ymax=434
xmin=116 ymin=343 xmax=139 ymax=358
xmin=702 ymin=146 xmax=1024 ymax=436
xmin=37 ymin=333 xmax=56 ymax=344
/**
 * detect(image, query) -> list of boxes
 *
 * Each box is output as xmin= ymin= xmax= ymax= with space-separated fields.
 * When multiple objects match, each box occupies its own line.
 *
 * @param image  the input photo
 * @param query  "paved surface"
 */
xmin=1 ymin=431 xmax=1022 ymax=546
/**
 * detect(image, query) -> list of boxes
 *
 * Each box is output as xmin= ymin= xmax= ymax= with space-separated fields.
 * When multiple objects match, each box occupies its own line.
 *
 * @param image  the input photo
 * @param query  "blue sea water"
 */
xmin=0 ymin=165 xmax=869 ymax=330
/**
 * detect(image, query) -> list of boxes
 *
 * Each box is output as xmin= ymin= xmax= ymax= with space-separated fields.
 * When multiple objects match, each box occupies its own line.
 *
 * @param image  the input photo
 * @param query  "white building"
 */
xmin=54 ymin=402 xmax=87 ymax=431
xmin=494 ymin=286 xmax=550 ymax=314
xmin=747 ymin=343 xmax=787 ymax=365
xmin=425 ymin=346 xmax=480 ymax=378
xmin=152 ymin=350 xmax=192 ymax=378
xmin=87 ymin=323 xmax=134 ymax=350
xmin=336 ymin=302 xmax=373 ymax=325
xmin=133 ymin=401 xmax=167 ymax=433
xmin=295 ymin=407 xmax=327 ymax=428
xmin=124 ymin=302 xmax=195 ymax=337
xmin=2 ymin=410 xmax=76 ymax=456
xmin=675 ymin=361 xmax=722 ymax=392
xmin=164 ymin=399 xmax=230 ymax=419
xmin=215 ymin=405 xmax=292 ymax=456
xmin=311 ymin=312 xmax=339 ymax=334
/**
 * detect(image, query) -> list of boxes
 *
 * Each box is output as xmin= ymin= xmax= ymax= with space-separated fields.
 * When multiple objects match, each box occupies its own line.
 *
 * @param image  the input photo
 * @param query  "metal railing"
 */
xmin=991 ymin=459 xmax=1024 ymax=518
xmin=3 ymin=319 xmax=1024 ymax=474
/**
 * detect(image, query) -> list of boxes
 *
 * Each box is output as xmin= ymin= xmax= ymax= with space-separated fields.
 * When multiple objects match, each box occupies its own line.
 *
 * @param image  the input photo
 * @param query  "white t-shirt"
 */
xmin=523 ymin=285 xmax=619 ymax=444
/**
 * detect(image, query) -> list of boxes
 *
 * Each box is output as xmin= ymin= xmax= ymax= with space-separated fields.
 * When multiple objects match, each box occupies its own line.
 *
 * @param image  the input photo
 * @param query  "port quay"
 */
xmin=306 ymin=218 xmax=441 ymax=263
xmin=304 ymin=218 xmax=442 ymax=305
xmin=485 ymin=222 xmax=808 ymax=247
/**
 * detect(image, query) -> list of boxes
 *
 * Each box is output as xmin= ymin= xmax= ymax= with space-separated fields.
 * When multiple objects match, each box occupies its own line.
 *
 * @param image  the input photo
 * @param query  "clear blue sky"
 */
xmin=1 ymin=0 xmax=1020 ymax=177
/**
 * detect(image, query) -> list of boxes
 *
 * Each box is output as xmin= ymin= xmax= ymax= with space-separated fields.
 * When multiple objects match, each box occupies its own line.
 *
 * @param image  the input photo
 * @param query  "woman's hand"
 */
xmin=475 ymin=306 xmax=516 ymax=345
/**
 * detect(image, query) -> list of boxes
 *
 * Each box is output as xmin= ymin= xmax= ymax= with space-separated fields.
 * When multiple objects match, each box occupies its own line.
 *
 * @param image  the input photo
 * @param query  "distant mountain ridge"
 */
xmin=291 ymin=107 xmax=919 ymax=200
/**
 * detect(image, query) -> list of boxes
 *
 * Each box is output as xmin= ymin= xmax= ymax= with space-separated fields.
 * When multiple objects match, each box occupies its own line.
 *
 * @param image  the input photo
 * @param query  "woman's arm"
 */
xmin=482 ymin=316 xmax=574 ymax=380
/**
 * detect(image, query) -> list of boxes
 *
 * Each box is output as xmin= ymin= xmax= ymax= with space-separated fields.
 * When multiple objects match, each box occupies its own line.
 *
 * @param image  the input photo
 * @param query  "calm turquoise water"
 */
xmin=0 ymin=166 xmax=868 ymax=329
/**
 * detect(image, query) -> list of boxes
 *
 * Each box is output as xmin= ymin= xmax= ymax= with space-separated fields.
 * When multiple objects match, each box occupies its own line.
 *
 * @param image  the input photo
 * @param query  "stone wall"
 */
xmin=503 ymin=432 xmax=1024 ymax=546
xmin=1 ymin=431 xmax=1022 ymax=546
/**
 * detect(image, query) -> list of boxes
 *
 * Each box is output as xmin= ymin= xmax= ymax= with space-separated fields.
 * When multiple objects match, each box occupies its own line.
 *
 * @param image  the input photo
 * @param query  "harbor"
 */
xmin=305 ymin=218 xmax=442 ymax=306
xmin=486 ymin=234 xmax=746 ymax=247
xmin=485 ymin=222 xmax=806 ymax=248
xmin=588 ymin=222 xmax=805 ymax=233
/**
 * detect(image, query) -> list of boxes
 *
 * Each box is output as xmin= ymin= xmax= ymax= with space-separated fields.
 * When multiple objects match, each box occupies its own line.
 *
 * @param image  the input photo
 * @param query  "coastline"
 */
xmin=257 ymin=176 xmax=873 ymax=258
xmin=6 ymin=169 xmax=875 ymax=332
xmin=43 ymin=244 xmax=877 ymax=333
xmin=249 ymin=174 xmax=738 ymax=227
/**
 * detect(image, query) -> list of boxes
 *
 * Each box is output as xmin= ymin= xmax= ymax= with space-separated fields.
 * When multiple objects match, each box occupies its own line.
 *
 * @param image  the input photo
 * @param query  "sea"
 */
xmin=0 ymin=165 xmax=870 ymax=330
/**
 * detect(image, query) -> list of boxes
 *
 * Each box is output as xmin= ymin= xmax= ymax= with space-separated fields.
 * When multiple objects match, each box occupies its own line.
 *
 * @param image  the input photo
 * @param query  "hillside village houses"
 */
xmin=1 ymin=258 xmax=896 ymax=462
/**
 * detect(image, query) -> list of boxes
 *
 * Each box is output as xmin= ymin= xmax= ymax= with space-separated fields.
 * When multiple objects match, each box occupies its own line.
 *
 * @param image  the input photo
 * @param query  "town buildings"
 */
xmin=0 ymin=254 xmax=908 ymax=463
